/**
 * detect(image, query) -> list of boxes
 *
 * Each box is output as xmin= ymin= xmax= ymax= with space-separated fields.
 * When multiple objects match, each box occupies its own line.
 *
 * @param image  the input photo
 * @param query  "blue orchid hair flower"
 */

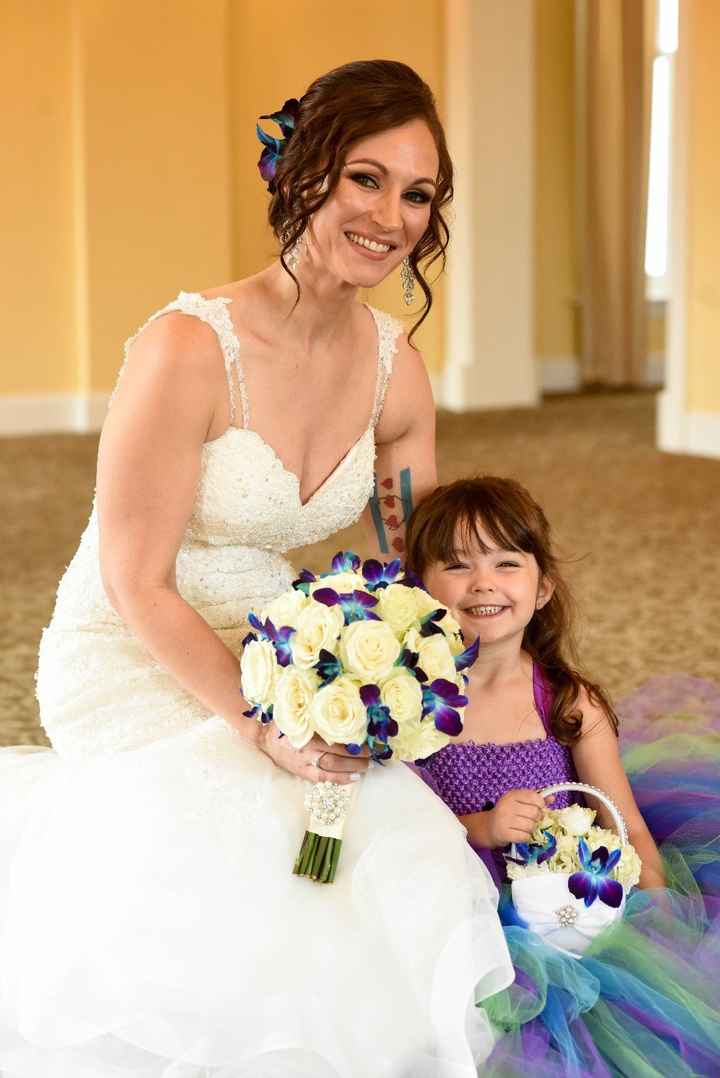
xmin=256 ymin=98 xmax=301 ymax=192
xmin=361 ymin=558 xmax=402 ymax=591
xmin=568 ymin=839 xmax=624 ymax=909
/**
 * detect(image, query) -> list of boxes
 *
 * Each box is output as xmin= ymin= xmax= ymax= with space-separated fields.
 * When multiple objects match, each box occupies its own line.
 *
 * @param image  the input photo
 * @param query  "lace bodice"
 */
xmin=46 ymin=292 xmax=402 ymax=637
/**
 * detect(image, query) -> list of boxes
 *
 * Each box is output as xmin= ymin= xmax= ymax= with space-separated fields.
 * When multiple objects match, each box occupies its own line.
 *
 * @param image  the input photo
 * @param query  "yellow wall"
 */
xmin=686 ymin=0 xmax=720 ymax=411
xmin=228 ymin=0 xmax=445 ymax=369
xmin=534 ymin=0 xmax=578 ymax=362
xmin=1 ymin=3 xmax=76 ymax=393
xmin=1 ymin=1 xmax=586 ymax=401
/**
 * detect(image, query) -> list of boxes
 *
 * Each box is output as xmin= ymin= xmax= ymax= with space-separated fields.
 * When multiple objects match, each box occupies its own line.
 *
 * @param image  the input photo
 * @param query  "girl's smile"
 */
xmin=423 ymin=522 xmax=553 ymax=650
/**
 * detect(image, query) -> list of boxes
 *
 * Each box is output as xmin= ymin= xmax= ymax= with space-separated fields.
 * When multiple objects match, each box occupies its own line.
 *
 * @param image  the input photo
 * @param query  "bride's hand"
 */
xmin=259 ymin=725 xmax=370 ymax=784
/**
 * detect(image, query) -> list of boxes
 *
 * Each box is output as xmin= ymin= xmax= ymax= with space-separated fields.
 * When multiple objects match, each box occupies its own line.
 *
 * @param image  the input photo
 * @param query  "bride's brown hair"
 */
xmin=405 ymin=476 xmax=619 ymax=744
xmin=267 ymin=59 xmax=453 ymax=343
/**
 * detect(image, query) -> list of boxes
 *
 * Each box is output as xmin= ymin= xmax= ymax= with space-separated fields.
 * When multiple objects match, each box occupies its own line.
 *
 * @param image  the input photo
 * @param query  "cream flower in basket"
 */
xmin=555 ymin=804 xmax=596 ymax=837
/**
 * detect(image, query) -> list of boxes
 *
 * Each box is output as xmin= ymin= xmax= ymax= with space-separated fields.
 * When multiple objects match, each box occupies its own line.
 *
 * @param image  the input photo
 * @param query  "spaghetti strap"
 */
xmin=365 ymin=306 xmax=403 ymax=428
xmin=532 ymin=663 xmax=553 ymax=734
xmin=110 ymin=292 xmax=249 ymax=428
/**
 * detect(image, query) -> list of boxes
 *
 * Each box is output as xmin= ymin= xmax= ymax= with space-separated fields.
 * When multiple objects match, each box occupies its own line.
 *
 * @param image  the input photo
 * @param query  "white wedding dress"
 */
xmin=0 ymin=292 xmax=512 ymax=1078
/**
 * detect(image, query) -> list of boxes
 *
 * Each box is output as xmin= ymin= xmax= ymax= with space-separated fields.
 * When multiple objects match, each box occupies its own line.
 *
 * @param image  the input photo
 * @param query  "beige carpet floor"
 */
xmin=1 ymin=392 xmax=718 ymax=748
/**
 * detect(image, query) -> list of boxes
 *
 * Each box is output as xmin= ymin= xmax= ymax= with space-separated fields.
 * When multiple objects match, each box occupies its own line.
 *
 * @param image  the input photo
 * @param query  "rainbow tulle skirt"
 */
xmin=481 ymin=675 xmax=720 ymax=1077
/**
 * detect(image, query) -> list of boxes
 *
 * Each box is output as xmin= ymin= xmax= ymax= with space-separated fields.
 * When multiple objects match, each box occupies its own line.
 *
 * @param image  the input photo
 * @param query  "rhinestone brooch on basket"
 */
xmin=555 ymin=904 xmax=579 ymax=927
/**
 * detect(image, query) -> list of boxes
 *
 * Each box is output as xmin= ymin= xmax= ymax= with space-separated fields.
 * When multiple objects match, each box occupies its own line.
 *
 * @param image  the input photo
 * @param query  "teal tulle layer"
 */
xmin=480 ymin=676 xmax=720 ymax=1077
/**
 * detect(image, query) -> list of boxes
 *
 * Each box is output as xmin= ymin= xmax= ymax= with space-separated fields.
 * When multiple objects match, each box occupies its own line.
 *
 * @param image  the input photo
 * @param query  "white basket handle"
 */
xmin=539 ymin=782 xmax=628 ymax=845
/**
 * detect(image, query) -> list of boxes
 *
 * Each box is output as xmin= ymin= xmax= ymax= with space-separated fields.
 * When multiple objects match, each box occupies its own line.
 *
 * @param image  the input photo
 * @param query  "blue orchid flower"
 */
xmin=398 ymin=568 xmax=427 ymax=590
xmin=247 ymin=613 xmax=294 ymax=667
xmin=421 ymin=678 xmax=469 ymax=736
xmin=242 ymin=703 xmax=274 ymax=725
xmin=313 ymin=588 xmax=380 ymax=625
xmin=360 ymin=684 xmax=399 ymax=746
xmin=505 ymin=830 xmax=557 ymax=867
xmin=313 ymin=648 xmax=343 ymax=688
xmin=256 ymin=98 xmax=300 ymax=190
xmin=394 ymin=648 xmax=428 ymax=683
xmin=331 ymin=551 xmax=362 ymax=574
xmin=454 ymin=637 xmax=480 ymax=674
xmin=419 ymin=607 xmax=448 ymax=639
xmin=292 ymin=568 xmax=317 ymax=595
xmin=361 ymin=558 xmax=403 ymax=591
xmin=568 ymin=840 xmax=624 ymax=908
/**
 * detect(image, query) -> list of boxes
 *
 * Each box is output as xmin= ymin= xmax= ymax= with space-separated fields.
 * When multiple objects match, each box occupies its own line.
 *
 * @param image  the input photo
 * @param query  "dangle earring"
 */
xmin=281 ymin=231 xmax=303 ymax=273
xmin=400 ymin=257 xmax=415 ymax=307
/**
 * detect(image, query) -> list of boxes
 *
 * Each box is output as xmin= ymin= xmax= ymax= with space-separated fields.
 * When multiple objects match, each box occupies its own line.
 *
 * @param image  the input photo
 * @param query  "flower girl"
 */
xmin=407 ymin=476 xmax=720 ymax=1077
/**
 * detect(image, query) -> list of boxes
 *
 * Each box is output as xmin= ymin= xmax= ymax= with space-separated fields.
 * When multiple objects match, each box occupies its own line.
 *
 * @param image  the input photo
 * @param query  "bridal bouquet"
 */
xmin=240 ymin=551 xmax=478 ymax=883
xmin=504 ymin=786 xmax=642 ymax=956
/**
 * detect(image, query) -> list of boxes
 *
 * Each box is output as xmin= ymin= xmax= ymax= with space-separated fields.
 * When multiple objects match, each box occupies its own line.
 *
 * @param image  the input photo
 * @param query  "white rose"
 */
xmin=380 ymin=669 xmax=423 ymax=725
xmin=376 ymin=584 xmax=421 ymax=636
xmin=411 ymin=588 xmax=446 ymax=619
xmin=291 ymin=601 xmax=344 ymax=669
xmin=555 ymin=804 xmax=596 ymax=837
xmin=273 ymin=667 xmax=319 ymax=748
xmin=310 ymin=675 xmax=367 ymax=746
xmin=403 ymin=628 xmax=456 ymax=683
xmin=240 ymin=639 xmax=278 ymax=708
xmin=442 ymin=610 xmax=463 ymax=638
xmin=260 ymin=588 xmax=308 ymax=631
xmin=340 ymin=620 xmax=401 ymax=682
xmin=389 ymin=713 xmax=449 ymax=762
xmin=310 ymin=572 xmax=365 ymax=596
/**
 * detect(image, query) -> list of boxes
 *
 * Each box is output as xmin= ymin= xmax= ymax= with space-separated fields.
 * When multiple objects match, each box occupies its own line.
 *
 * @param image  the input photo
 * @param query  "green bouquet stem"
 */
xmin=292 ymin=831 xmax=343 ymax=884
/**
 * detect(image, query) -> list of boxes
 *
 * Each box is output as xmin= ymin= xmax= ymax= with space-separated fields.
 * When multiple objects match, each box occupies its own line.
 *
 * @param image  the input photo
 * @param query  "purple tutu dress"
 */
xmin=414 ymin=668 xmax=720 ymax=1077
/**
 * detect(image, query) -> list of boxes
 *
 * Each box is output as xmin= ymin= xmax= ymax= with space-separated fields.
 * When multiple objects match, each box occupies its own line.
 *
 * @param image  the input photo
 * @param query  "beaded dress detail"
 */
xmin=421 ymin=665 xmax=577 ymax=817
xmin=0 ymin=293 xmax=512 ymax=1078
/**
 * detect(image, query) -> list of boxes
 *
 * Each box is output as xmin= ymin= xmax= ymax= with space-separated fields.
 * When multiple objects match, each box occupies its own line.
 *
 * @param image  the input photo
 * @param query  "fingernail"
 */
xmin=350 ymin=772 xmax=362 ymax=782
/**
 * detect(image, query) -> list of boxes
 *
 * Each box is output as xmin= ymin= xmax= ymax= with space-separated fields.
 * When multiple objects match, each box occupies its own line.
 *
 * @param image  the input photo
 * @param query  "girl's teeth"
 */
xmin=347 ymin=232 xmax=391 ymax=253
xmin=468 ymin=605 xmax=504 ymax=616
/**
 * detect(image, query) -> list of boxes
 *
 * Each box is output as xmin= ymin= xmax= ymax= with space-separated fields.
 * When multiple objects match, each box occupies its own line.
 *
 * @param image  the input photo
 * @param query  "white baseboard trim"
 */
xmin=431 ymin=354 xmax=666 ymax=408
xmin=657 ymin=392 xmax=720 ymax=460
xmin=540 ymin=356 xmax=580 ymax=393
xmin=0 ymin=393 xmax=110 ymax=435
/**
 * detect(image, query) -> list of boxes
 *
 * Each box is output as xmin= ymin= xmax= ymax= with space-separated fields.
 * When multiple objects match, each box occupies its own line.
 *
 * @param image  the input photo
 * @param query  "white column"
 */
xmin=440 ymin=0 xmax=538 ymax=410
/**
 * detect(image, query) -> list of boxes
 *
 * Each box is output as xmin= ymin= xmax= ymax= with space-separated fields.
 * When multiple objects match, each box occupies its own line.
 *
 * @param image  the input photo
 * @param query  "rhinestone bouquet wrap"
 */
xmin=240 ymin=552 xmax=478 ymax=883
xmin=504 ymin=782 xmax=642 ymax=957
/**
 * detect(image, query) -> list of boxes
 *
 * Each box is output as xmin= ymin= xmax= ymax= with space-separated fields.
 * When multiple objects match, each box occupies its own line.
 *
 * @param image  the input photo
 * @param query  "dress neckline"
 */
xmin=195 ymin=292 xmax=383 ymax=509
xmin=202 ymin=425 xmax=371 ymax=511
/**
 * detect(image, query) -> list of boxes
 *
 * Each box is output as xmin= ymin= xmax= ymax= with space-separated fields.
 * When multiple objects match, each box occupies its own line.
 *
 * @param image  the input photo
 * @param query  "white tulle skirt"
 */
xmin=0 ymin=718 xmax=512 ymax=1078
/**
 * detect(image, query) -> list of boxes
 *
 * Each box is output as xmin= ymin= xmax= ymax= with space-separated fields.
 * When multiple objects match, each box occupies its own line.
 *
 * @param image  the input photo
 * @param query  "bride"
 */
xmin=0 ymin=60 xmax=512 ymax=1078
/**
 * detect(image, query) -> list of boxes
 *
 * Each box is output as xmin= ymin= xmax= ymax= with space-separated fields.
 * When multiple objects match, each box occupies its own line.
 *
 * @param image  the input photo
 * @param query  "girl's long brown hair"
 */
xmin=265 ymin=59 xmax=453 ymax=344
xmin=405 ymin=477 xmax=618 ymax=744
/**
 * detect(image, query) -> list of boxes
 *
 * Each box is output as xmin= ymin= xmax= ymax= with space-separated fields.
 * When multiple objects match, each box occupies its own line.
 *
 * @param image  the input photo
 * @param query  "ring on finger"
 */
xmin=312 ymin=751 xmax=325 ymax=770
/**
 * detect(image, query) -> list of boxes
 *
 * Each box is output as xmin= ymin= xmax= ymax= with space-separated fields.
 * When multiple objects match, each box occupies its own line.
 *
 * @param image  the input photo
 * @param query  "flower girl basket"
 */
xmin=509 ymin=782 xmax=630 ymax=958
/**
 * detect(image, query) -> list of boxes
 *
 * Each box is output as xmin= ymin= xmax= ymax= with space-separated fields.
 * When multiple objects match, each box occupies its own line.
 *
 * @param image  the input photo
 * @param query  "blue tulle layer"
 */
xmin=480 ymin=675 xmax=720 ymax=1077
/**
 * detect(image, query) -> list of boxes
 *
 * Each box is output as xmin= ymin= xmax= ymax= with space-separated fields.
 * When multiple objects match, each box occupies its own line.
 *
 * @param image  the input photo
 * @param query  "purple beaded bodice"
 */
xmin=421 ymin=665 xmax=576 ymax=813
xmin=416 ymin=664 xmax=578 ymax=887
